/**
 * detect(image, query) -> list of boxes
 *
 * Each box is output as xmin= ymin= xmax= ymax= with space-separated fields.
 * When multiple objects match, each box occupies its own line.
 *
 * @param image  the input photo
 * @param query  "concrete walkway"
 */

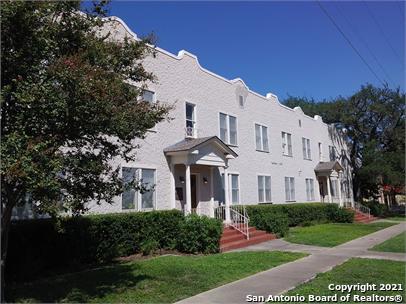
xmin=176 ymin=222 xmax=405 ymax=304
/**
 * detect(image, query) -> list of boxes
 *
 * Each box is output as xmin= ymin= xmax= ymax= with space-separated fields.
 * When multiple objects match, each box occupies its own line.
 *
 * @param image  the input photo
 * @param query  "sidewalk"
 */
xmin=176 ymin=222 xmax=405 ymax=304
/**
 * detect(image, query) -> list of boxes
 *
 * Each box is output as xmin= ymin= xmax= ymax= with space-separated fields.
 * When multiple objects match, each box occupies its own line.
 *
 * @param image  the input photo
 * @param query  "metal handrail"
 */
xmin=215 ymin=205 xmax=250 ymax=239
xmin=354 ymin=202 xmax=371 ymax=218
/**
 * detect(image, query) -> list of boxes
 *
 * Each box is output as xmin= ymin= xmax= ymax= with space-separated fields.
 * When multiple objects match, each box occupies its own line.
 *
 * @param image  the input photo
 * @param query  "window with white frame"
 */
xmin=258 ymin=175 xmax=272 ymax=203
xmin=331 ymin=179 xmax=338 ymax=198
xmin=284 ymin=177 xmax=295 ymax=201
xmin=305 ymin=178 xmax=315 ymax=201
xmin=255 ymin=124 xmax=269 ymax=152
xmin=282 ymin=132 xmax=292 ymax=156
xmin=122 ymin=167 xmax=156 ymax=210
xmin=219 ymin=113 xmax=237 ymax=145
xmin=329 ymin=145 xmax=336 ymax=161
xmin=230 ymin=174 xmax=240 ymax=204
xmin=318 ymin=142 xmax=323 ymax=161
xmin=141 ymin=90 xmax=155 ymax=103
xmin=302 ymin=137 xmax=311 ymax=160
xmin=185 ymin=103 xmax=196 ymax=137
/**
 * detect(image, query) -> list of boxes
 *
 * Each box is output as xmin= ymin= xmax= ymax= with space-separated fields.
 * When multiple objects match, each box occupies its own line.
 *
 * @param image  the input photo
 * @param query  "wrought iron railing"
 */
xmin=354 ymin=202 xmax=371 ymax=218
xmin=214 ymin=205 xmax=250 ymax=239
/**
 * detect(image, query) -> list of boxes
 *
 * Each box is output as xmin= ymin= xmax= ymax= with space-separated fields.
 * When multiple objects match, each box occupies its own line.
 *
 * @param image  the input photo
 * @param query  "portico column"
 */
xmin=185 ymin=164 xmax=192 ymax=215
xmin=327 ymin=176 xmax=332 ymax=203
xmin=337 ymin=173 xmax=343 ymax=207
xmin=224 ymin=165 xmax=231 ymax=223
xmin=210 ymin=167 xmax=215 ymax=218
xmin=170 ymin=162 xmax=176 ymax=209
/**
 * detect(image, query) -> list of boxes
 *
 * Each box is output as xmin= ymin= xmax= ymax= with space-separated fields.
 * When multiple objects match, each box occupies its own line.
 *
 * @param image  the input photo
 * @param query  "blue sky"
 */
xmin=90 ymin=1 xmax=405 ymax=101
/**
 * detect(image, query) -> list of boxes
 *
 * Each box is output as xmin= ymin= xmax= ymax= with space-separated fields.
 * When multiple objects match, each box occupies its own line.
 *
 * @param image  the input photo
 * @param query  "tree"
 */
xmin=283 ymin=85 xmax=405 ymax=202
xmin=1 ymin=1 xmax=171 ymax=298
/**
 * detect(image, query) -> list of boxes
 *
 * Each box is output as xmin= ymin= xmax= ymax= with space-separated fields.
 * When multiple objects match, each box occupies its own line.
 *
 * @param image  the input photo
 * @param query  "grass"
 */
xmin=370 ymin=232 xmax=406 ymax=253
xmin=7 ymin=251 xmax=306 ymax=303
xmin=285 ymin=258 xmax=405 ymax=303
xmin=285 ymin=222 xmax=395 ymax=247
xmin=384 ymin=216 xmax=406 ymax=221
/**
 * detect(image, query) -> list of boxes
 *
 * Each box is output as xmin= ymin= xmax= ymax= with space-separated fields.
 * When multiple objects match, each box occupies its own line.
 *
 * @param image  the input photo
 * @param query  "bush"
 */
xmin=361 ymin=200 xmax=388 ymax=217
xmin=176 ymin=215 xmax=223 ymax=254
xmin=246 ymin=203 xmax=354 ymax=232
xmin=7 ymin=210 xmax=223 ymax=283
xmin=249 ymin=209 xmax=289 ymax=237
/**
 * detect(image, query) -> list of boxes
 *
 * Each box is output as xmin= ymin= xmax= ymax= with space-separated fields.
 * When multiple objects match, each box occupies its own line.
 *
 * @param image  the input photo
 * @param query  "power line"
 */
xmin=317 ymin=1 xmax=386 ymax=86
xmin=362 ymin=0 xmax=403 ymax=64
xmin=333 ymin=2 xmax=397 ymax=87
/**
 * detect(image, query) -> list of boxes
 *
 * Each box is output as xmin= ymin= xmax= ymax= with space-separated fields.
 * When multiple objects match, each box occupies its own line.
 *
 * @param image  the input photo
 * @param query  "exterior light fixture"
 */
xmin=179 ymin=176 xmax=185 ymax=184
xmin=203 ymin=177 xmax=208 ymax=184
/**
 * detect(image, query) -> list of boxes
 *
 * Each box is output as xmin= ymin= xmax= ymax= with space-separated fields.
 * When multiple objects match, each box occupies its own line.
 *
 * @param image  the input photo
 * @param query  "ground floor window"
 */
xmin=230 ymin=174 xmax=240 ymax=204
xmin=305 ymin=178 xmax=315 ymax=201
xmin=258 ymin=175 xmax=271 ymax=203
xmin=331 ymin=179 xmax=338 ymax=198
xmin=285 ymin=177 xmax=295 ymax=201
xmin=122 ymin=167 xmax=156 ymax=210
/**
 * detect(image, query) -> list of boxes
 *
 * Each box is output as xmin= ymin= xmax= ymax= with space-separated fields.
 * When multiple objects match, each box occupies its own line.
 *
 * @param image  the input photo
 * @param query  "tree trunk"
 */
xmin=1 ymin=199 xmax=15 ymax=302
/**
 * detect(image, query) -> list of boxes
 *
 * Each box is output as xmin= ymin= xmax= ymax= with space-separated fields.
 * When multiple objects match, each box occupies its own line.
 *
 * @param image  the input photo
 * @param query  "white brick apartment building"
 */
xmin=13 ymin=16 xmax=354 ymax=220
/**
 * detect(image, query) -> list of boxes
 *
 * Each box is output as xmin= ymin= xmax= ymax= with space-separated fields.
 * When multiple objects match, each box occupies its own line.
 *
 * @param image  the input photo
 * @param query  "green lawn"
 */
xmin=371 ymin=232 xmax=406 ymax=253
xmin=285 ymin=258 xmax=405 ymax=303
xmin=8 ymin=251 xmax=306 ymax=303
xmin=285 ymin=222 xmax=395 ymax=247
xmin=384 ymin=216 xmax=406 ymax=222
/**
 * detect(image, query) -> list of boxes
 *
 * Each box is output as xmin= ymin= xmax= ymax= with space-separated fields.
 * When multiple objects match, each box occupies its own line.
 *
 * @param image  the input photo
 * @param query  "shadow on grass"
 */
xmin=7 ymin=262 xmax=151 ymax=303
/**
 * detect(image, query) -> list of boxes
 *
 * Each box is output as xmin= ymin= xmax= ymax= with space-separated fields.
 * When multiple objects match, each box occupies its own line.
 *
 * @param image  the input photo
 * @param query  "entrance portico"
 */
xmin=164 ymin=136 xmax=238 ymax=221
xmin=315 ymin=161 xmax=344 ymax=206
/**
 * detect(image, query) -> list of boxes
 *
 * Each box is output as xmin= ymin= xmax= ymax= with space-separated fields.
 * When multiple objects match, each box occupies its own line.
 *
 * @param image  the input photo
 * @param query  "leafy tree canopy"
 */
xmin=1 ymin=0 xmax=171 ymax=278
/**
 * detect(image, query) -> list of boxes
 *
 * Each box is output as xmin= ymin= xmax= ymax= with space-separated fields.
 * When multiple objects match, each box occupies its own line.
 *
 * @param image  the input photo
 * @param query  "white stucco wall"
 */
xmin=83 ymin=16 xmax=354 ymax=215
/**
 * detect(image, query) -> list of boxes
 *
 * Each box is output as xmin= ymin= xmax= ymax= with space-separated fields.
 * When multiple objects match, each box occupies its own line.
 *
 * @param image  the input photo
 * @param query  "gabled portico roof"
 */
xmin=164 ymin=136 xmax=238 ymax=158
xmin=314 ymin=161 xmax=343 ymax=173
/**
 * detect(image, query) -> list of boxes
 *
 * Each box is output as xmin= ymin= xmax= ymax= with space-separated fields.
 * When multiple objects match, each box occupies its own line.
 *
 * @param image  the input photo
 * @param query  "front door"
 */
xmin=191 ymin=174 xmax=198 ymax=210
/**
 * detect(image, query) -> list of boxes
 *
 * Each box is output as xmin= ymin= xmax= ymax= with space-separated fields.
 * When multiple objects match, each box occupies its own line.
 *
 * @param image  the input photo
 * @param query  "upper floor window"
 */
xmin=238 ymin=95 xmax=245 ymax=108
xmin=122 ymin=167 xmax=156 ymax=210
xmin=258 ymin=175 xmax=271 ymax=203
xmin=305 ymin=178 xmax=315 ymax=201
xmin=302 ymin=137 xmax=311 ymax=160
xmin=282 ymin=132 xmax=292 ymax=156
xmin=141 ymin=90 xmax=155 ymax=103
xmin=298 ymin=119 xmax=302 ymax=127
xmin=185 ymin=103 xmax=196 ymax=137
xmin=329 ymin=146 xmax=336 ymax=161
xmin=255 ymin=124 xmax=269 ymax=152
xmin=219 ymin=113 xmax=237 ymax=146
xmin=284 ymin=177 xmax=295 ymax=201
xmin=318 ymin=142 xmax=323 ymax=161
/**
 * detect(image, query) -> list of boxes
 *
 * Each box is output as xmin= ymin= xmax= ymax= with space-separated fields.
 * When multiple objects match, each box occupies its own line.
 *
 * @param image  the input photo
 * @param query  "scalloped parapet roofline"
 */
xmin=105 ymin=15 xmax=326 ymax=125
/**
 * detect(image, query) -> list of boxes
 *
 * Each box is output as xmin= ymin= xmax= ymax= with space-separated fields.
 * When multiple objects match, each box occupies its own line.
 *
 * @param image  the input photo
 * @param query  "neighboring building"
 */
xmin=12 ymin=16 xmax=354 ymax=220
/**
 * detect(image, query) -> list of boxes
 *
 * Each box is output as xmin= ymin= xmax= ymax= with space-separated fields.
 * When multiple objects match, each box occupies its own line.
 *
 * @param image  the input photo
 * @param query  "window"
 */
xmin=329 ymin=146 xmax=336 ymax=161
xmin=142 ymin=90 xmax=155 ymax=103
xmin=219 ymin=113 xmax=238 ymax=145
xmin=122 ymin=167 xmax=156 ymax=210
xmin=298 ymin=119 xmax=302 ymax=127
xmin=255 ymin=124 xmax=269 ymax=152
xmin=282 ymin=132 xmax=292 ymax=156
xmin=230 ymin=174 xmax=239 ymax=204
xmin=238 ymin=95 xmax=245 ymax=108
xmin=318 ymin=142 xmax=323 ymax=161
xmin=284 ymin=177 xmax=295 ymax=201
xmin=331 ymin=179 xmax=338 ymax=198
xmin=305 ymin=178 xmax=315 ymax=201
xmin=302 ymin=137 xmax=311 ymax=160
xmin=258 ymin=175 xmax=271 ymax=203
xmin=185 ymin=103 xmax=196 ymax=137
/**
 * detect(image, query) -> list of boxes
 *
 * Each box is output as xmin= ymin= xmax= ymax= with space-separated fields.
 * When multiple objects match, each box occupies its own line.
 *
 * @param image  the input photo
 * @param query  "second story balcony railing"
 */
xmin=185 ymin=126 xmax=198 ymax=138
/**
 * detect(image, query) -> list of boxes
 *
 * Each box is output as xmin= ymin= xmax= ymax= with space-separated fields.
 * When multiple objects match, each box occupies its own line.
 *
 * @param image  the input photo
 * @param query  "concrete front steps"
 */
xmin=220 ymin=226 xmax=276 ymax=252
xmin=353 ymin=210 xmax=378 ymax=223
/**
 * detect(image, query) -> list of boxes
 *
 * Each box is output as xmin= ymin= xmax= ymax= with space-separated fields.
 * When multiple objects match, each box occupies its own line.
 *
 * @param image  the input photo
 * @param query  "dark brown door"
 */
xmin=191 ymin=175 xmax=197 ymax=209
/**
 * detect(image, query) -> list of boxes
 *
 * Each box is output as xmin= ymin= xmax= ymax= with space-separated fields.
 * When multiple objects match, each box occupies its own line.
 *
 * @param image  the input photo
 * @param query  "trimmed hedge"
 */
xmin=177 ymin=215 xmax=223 ymax=254
xmin=246 ymin=203 xmax=354 ymax=235
xmin=7 ymin=210 xmax=222 ymax=282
